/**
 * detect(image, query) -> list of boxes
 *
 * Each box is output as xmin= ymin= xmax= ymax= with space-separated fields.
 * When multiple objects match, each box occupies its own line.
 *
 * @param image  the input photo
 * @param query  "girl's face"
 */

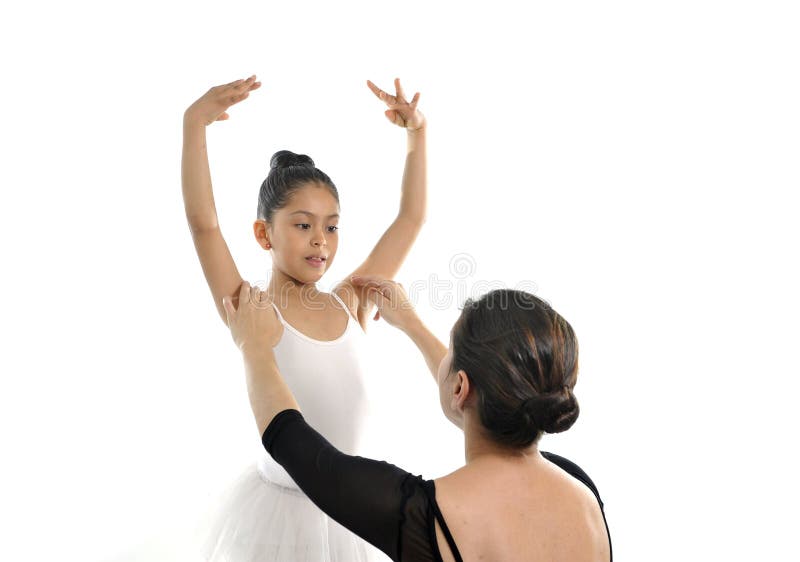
xmin=267 ymin=183 xmax=340 ymax=285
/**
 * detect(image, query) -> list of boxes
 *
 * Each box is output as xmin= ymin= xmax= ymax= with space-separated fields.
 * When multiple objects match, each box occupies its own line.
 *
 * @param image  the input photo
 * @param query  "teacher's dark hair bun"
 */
xmin=450 ymin=290 xmax=581 ymax=448
xmin=519 ymin=387 xmax=580 ymax=435
xmin=257 ymin=150 xmax=338 ymax=223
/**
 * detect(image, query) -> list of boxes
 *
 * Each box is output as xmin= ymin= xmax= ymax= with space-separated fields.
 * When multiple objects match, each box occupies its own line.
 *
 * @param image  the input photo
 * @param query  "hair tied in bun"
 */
xmin=269 ymin=150 xmax=315 ymax=170
xmin=519 ymin=386 xmax=579 ymax=436
xmin=518 ymin=396 xmax=542 ymax=432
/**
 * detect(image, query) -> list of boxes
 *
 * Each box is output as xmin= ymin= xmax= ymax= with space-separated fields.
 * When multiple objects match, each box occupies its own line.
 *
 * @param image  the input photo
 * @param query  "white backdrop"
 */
xmin=1 ymin=1 xmax=798 ymax=560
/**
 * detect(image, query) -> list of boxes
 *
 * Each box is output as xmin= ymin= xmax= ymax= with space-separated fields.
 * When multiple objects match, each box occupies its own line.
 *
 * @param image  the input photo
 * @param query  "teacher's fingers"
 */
xmin=355 ymin=280 xmax=394 ymax=301
xmin=361 ymin=277 xmax=404 ymax=297
xmin=222 ymin=295 xmax=235 ymax=324
xmin=239 ymin=281 xmax=251 ymax=306
xmin=249 ymin=284 xmax=272 ymax=308
xmin=350 ymin=274 xmax=390 ymax=288
xmin=366 ymin=287 xmax=388 ymax=308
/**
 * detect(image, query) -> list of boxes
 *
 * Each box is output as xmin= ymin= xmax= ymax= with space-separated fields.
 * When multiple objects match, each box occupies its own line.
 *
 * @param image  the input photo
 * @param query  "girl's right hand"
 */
xmin=184 ymin=75 xmax=261 ymax=126
xmin=350 ymin=275 xmax=420 ymax=332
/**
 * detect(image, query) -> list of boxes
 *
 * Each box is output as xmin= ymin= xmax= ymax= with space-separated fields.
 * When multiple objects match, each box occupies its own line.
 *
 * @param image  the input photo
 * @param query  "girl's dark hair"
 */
xmin=257 ymin=150 xmax=339 ymax=223
xmin=450 ymin=289 xmax=580 ymax=448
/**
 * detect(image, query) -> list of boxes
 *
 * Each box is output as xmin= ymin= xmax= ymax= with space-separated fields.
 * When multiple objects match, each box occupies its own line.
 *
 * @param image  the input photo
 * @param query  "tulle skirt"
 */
xmin=197 ymin=462 xmax=388 ymax=562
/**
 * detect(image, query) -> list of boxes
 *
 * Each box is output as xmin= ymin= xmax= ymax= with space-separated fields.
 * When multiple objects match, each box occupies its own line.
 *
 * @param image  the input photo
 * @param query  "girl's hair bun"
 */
xmin=520 ymin=387 xmax=580 ymax=435
xmin=270 ymin=150 xmax=315 ymax=170
xmin=257 ymin=150 xmax=338 ymax=224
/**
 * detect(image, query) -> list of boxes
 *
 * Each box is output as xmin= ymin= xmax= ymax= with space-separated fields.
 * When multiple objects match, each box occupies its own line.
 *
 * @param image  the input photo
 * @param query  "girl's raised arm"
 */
xmin=181 ymin=76 xmax=261 ymax=326
xmin=335 ymin=78 xmax=428 ymax=331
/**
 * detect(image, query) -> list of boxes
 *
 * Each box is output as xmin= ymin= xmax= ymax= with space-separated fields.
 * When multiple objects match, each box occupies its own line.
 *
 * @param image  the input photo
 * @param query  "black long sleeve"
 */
xmin=262 ymin=409 xmax=434 ymax=561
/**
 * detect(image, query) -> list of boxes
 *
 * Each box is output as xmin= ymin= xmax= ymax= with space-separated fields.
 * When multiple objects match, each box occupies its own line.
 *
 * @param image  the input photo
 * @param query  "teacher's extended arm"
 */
xmin=222 ymin=281 xmax=299 ymax=434
xmin=350 ymin=275 xmax=447 ymax=385
xmin=221 ymin=281 xmax=431 ymax=561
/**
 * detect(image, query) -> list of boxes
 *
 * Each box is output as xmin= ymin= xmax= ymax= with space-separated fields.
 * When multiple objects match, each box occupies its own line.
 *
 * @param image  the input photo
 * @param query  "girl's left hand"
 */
xmin=222 ymin=281 xmax=282 ymax=353
xmin=367 ymin=78 xmax=426 ymax=131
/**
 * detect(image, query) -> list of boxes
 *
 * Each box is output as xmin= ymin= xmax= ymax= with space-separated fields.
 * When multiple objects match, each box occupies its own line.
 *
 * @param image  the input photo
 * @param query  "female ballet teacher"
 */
xmin=221 ymin=275 xmax=612 ymax=561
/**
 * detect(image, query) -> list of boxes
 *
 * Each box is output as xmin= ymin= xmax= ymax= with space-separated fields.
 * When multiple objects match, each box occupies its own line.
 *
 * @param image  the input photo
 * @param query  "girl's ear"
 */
xmin=253 ymin=220 xmax=272 ymax=249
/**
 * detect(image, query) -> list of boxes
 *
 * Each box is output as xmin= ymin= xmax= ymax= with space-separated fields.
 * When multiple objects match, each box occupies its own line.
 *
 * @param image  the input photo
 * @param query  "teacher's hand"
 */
xmin=350 ymin=275 xmax=419 ymax=332
xmin=222 ymin=281 xmax=282 ymax=353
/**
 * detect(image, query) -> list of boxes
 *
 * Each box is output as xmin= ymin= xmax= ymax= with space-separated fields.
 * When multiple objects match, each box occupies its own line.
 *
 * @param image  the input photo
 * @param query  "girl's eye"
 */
xmin=294 ymin=224 xmax=337 ymax=232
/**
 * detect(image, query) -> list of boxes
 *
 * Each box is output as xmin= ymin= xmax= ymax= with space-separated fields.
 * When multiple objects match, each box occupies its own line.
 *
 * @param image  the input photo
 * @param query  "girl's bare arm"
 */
xmin=181 ymin=76 xmax=261 ymax=325
xmin=335 ymin=79 xmax=428 ymax=330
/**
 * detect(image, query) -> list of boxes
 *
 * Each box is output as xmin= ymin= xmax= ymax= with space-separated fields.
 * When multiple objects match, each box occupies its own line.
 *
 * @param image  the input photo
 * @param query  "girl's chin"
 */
xmin=295 ymin=269 xmax=326 ymax=283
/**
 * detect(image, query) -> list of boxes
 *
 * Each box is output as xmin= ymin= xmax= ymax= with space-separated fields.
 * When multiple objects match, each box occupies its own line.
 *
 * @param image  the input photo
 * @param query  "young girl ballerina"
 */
xmin=181 ymin=74 xmax=427 ymax=561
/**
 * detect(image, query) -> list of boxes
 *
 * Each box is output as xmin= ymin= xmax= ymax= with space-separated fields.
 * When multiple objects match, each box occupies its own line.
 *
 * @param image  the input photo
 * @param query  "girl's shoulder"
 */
xmin=331 ymin=283 xmax=363 ymax=327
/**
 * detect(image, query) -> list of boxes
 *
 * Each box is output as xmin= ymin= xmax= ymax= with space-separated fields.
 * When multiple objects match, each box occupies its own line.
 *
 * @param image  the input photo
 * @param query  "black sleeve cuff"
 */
xmin=261 ymin=408 xmax=303 ymax=455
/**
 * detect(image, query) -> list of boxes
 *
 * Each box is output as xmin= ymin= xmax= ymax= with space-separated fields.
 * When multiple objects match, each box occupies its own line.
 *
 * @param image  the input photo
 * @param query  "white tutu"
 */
xmin=196 ymin=292 xmax=387 ymax=561
xmin=197 ymin=460 xmax=388 ymax=562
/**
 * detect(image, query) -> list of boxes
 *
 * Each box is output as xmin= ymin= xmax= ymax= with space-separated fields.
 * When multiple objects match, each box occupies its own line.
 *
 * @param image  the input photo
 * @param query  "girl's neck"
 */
xmin=266 ymin=269 xmax=322 ymax=304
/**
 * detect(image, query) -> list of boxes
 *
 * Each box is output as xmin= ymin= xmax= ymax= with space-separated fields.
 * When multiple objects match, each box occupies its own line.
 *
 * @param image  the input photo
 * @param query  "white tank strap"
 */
xmin=269 ymin=301 xmax=286 ymax=324
xmin=330 ymin=289 xmax=357 ymax=321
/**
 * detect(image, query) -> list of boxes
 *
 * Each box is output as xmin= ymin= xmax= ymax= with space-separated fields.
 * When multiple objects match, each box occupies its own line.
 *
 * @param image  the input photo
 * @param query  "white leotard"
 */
xmin=257 ymin=290 xmax=369 ymax=490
